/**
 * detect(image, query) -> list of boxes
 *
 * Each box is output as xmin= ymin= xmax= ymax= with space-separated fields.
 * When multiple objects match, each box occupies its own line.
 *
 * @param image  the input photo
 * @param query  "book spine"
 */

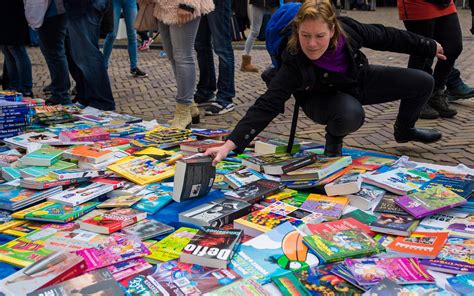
xmin=282 ymin=154 xmax=318 ymax=174
xmin=0 ymin=122 xmax=29 ymax=129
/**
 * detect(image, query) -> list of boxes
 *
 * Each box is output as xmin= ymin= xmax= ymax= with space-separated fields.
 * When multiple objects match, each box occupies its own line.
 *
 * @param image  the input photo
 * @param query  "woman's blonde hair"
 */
xmin=287 ymin=0 xmax=344 ymax=54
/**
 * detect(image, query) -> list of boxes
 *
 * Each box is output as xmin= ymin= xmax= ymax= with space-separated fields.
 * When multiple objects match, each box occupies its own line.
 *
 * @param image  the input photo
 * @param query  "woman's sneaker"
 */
xmin=130 ymin=67 xmax=148 ymax=78
xmin=205 ymin=102 xmax=235 ymax=115
xmin=138 ymin=37 xmax=153 ymax=51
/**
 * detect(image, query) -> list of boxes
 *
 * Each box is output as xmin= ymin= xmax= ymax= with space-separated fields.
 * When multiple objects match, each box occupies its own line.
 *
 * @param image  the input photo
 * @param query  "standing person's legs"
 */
xmin=65 ymin=0 xmax=115 ymax=110
xmin=470 ymin=0 xmax=474 ymax=34
xmin=2 ymin=47 xmax=19 ymax=91
xmin=122 ymin=0 xmax=138 ymax=70
xmin=241 ymin=4 xmax=265 ymax=73
xmin=204 ymin=0 xmax=235 ymax=113
xmin=37 ymin=14 xmax=71 ymax=104
xmin=102 ymin=0 xmax=122 ymax=69
xmin=359 ymin=65 xmax=441 ymax=143
xmin=6 ymin=46 xmax=33 ymax=95
xmin=194 ymin=16 xmax=217 ymax=104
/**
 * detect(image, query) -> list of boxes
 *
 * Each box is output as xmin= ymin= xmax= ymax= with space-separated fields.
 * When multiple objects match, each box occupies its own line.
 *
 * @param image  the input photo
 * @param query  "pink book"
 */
xmin=59 ymin=127 xmax=110 ymax=142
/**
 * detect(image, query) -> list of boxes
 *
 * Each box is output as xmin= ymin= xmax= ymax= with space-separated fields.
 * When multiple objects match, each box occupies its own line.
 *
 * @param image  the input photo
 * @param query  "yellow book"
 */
xmin=0 ymin=230 xmax=55 ymax=267
xmin=0 ymin=220 xmax=28 ymax=233
xmin=145 ymin=227 xmax=198 ymax=262
xmin=108 ymin=155 xmax=176 ymax=185
xmin=11 ymin=201 xmax=57 ymax=219
xmin=2 ymin=221 xmax=45 ymax=237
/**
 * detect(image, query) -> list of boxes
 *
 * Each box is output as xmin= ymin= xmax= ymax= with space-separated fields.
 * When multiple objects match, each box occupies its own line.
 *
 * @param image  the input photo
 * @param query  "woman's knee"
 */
xmin=327 ymin=104 xmax=365 ymax=136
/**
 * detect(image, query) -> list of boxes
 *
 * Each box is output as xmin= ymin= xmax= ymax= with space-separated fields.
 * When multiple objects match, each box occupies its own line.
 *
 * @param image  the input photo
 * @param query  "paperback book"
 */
xmin=324 ymin=172 xmax=362 ymax=196
xmin=373 ymin=193 xmax=408 ymax=216
xmin=348 ymin=183 xmax=385 ymax=211
xmin=446 ymin=272 xmax=474 ymax=295
xmin=362 ymin=167 xmax=429 ymax=195
xmin=369 ymin=213 xmax=420 ymax=236
xmin=62 ymin=146 xmax=115 ymax=164
xmin=79 ymin=207 xmax=147 ymax=234
xmin=204 ymin=278 xmax=270 ymax=296
xmin=299 ymin=194 xmax=349 ymax=221
xmin=58 ymin=127 xmax=110 ymax=142
xmin=223 ymin=168 xmax=267 ymax=189
xmin=172 ymin=155 xmax=215 ymax=202
xmin=145 ymin=227 xmax=199 ymax=263
xmin=20 ymin=148 xmax=64 ymax=166
xmin=132 ymin=184 xmax=174 ymax=214
xmin=303 ymin=217 xmax=375 ymax=237
xmin=97 ymin=194 xmax=142 ymax=208
xmin=254 ymin=138 xmax=301 ymax=155
xmin=225 ymin=179 xmax=286 ymax=204
xmin=281 ymin=156 xmax=352 ymax=181
xmin=262 ymin=153 xmax=319 ymax=175
xmin=179 ymin=139 xmax=225 ymax=152
xmin=11 ymin=201 xmax=99 ymax=223
xmin=420 ymin=236 xmax=474 ymax=274
xmin=108 ymin=155 xmax=176 ymax=185
xmin=122 ymin=219 xmax=174 ymax=240
xmin=386 ymin=231 xmax=449 ymax=259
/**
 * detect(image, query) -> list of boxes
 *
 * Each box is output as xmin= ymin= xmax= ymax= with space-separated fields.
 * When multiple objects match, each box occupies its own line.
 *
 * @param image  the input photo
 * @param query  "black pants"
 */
xmin=300 ymin=65 xmax=434 ymax=143
xmin=403 ymin=12 xmax=462 ymax=91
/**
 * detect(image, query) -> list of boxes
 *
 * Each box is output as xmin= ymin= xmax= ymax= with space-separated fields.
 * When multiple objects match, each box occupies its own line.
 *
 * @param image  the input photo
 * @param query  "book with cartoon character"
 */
xmin=363 ymin=167 xmax=429 ymax=195
xmin=420 ymin=236 xmax=474 ymax=274
xmin=132 ymin=184 xmax=174 ymax=214
xmin=230 ymin=222 xmax=320 ymax=284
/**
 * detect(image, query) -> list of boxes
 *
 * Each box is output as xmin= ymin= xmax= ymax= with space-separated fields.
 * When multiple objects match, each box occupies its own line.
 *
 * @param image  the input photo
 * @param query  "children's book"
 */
xmin=419 ymin=210 xmax=469 ymax=231
xmin=421 ymin=174 xmax=474 ymax=199
xmin=62 ymin=145 xmax=115 ymax=164
xmin=348 ymin=183 xmax=385 ymax=211
xmin=58 ymin=127 xmax=110 ymax=142
xmin=420 ymin=236 xmax=474 ymax=274
xmin=230 ymin=222 xmax=320 ymax=284
xmin=324 ymin=172 xmax=362 ymax=196
xmin=11 ymin=201 xmax=99 ymax=223
xmin=386 ymin=231 xmax=448 ymax=259
xmin=447 ymin=214 xmax=474 ymax=238
xmin=373 ymin=193 xmax=408 ymax=216
xmin=303 ymin=217 xmax=375 ymax=237
xmin=303 ymin=229 xmax=383 ymax=263
xmin=19 ymin=160 xmax=77 ymax=179
xmin=225 ymin=179 xmax=286 ymax=204
xmin=108 ymin=155 xmax=176 ymax=185
xmin=281 ymin=156 xmax=352 ymax=181
xmin=75 ymin=233 xmax=150 ymax=271
xmin=122 ymin=219 xmax=174 ymax=240
xmin=223 ymin=168 xmax=267 ymax=189
xmin=107 ymin=258 xmax=152 ymax=281
xmin=0 ymin=181 xmax=62 ymax=211
xmin=294 ymin=264 xmax=363 ymax=295
xmin=0 ymin=251 xmax=86 ymax=296
xmin=180 ymin=227 xmax=243 ymax=269
xmin=345 ymin=257 xmax=434 ymax=286
xmin=369 ymin=213 xmax=420 ymax=236
xmin=299 ymin=194 xmax=349 ymax=221
xmin=4 ymin=131 xmax=60 ymax=152
xmin=121 ymin=260 xmax=241 ymax=296
xmin=179 ymin=197 xmax=252 ymax=228
xmin=341 ymin=209 xmax=377 ymax=225
xmin=20 ymin=148 xmax=64 ymax=166
xmin=79 ymin=207 xmax=147 ymax=234
xmin=351 ymin=155 xmax=395 ymax=170
xmin=21 ymin=175 xmax=89 ymax=190
xmin=262 ymin=188 xmax=298 ymax=204
xmin=204 ymin=278 xmax=270 ymax=296
xmin=145 ymin=227 xmax=199 ymax=263
xmin=173 ymin=155 xmax=215 ymax=202
xmin=254 ymin=138 xmax=301 ymax=155
xmin=28 ymin=268 xmax=124 ymax=296
xmin=132 ymin=184 xmax=174 ymax=214
xmin=97 ymin=194 xmax=142 ymax=208
xmin=271 ymin=273 xmax=311 ymax=296
xmin=395 ymin=184 xmax=467 ymax=218
xmin=48 ymin=178 xmax=125 ymax=206
xmin=447 ymin=272 xmax=474 ymax=295
xmin=78 ymin=149 xmax=130 ymax=170
xmin=363 ymin=167 xmax=429 ymax=195
xmin=0 ymin=220 xmax=44 ymax=237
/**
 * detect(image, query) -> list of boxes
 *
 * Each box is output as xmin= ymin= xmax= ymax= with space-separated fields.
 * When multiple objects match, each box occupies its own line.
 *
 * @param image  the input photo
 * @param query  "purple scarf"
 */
xmin=312 ymin=35 xmax=348 ymax=74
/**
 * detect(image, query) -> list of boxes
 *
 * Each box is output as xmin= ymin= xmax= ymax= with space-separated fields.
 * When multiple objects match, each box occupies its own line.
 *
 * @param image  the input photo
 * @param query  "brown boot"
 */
xmin=190 ymin=101 xmax=200 ymax=124
xmin=240 ymin=55 xmax=258 ymax=73
xmin=170 ymin=103 xmax=192 ymax=129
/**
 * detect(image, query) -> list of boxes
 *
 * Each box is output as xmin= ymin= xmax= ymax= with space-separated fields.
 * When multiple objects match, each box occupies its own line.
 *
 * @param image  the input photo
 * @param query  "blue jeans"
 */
xmin=194 ymin=0 xmax=235 ymax=106
xmin=29 ymin=28 xmax=39 ymax=46
xmin=102 ymin=0 xmax=138 ymax=69
xmin=1 ymin=46 xmax=33 ymax=94
xmin=64 ymin=0 xmax=115 ymax=110
xmin=158 ymin=18 xmax=200 ymax=105
xmin=38 ymin=14 xmax=71 ymax=102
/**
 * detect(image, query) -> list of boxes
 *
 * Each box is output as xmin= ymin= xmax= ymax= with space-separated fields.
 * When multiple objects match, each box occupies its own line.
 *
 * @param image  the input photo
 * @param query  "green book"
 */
xmin=12 ymin=201 xmax=99 ymax=223
xmin=272 ymin=273 xmax=310 ymax=296
xmin=303 ymin=229 xmax=383 ymax=263
xmin=341 ymin=209 xmax=377 ymax=224
xmin=20 ymin=148 xmax=64 ymax=166
xmin=19 ymin=160 xmax=77 ymax=178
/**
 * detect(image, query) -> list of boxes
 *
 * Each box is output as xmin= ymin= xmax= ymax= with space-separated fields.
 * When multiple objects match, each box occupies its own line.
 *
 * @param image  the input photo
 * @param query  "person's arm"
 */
xmin=340 ymin=16 xmax=438 ymax=58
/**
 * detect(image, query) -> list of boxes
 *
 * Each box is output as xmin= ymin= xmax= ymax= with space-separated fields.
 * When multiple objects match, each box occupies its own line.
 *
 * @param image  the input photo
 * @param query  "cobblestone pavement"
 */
xmin=23 ymin=8 xmax=474 ymax=166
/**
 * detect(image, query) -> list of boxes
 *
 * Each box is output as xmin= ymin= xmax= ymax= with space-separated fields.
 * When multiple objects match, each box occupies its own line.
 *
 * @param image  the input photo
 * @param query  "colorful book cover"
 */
xmin=20 ymin=148 xmax=63 ymax=166
xmin=447 ymin=273 xmax=474 ymax=295
xmin=369 ymin=213 xmax=419 ymax=236
xmin=121 ymin=260 xmax=241 ymax=296
xmin=180 ymin=139 xmax=224 ymax=152
xmin=145 ymin=227 xmax=199 ymax=262
xmin=299 ymin=194 xmax=349 ymax=220
xmin=340 ymin=209 xmax=377 ymax=225
xmin=387 ymin=231 xmax=448 ymax=259
xmin=19 ymin=160 xmax=77 ymax=179
xmin=223 ymin=168 xmax=266 ymax=189
xmin=351 ymin=155 xmax=395 ymax=170
xmin=419 ymin=210 xmax=469 ymax=231
xmin=0 ymin=220 xmax=44 ymax=237
xmin=59 ymin=127 xmax=110 ymax=142
xmin=363 ymin=167 xmax=429 ymax=195
xmin=303 ymin=229 xmax=383 ymax=263
xmin=63 ymin=145 xmax=114 ymax=163
xmin=261 ymin=201 xmax=323 ymax=224
xmin=421 ymin=174 xmax=474 ymax=199
xmin=230 ymin=222 xmax=320 ymax=284
xmin=132 ymin=184 xmax=174 ymax=214
xmin=272 ymin=273 xmax=310 ymax=296
xmin=241 ymin=153 xmax=294 ymax=172
xmin=204 ymin=278 xmax=270 ymax=296
xmin=11 ymin=201 xmax=99 ymax=223
xmin=447 ymin=214 xmax=474 ymax=238
xmin=294 ymin=264 xmax=363 ymax=295
xmin=97 ymin=194 xmax=142 ymax=208
xmin=75 ymin=233 xmax=151 ymax=271
xmin=373 ymin=193 xmax=408 ymax=215
xmin=420 ymin=236 xmax=474 ymax=274
xmin=304 ymin=217 xmax=375 ymax=237
xmin=108 ymin=155 xmax=176 ymax=185
xmin=283 ymin=156 xmax=352 ymax=181
xmin=107 ymin=258 xmax=152 ymax=281
xmin=395 ymin=184 xmax=467 ymax=218
xmin=79 ymin=207 xmax=147 ymax=234
xmin=344 ymin=257 xmax=434 ymax=286
xmin=226 ymin=179 xmax=286 ymax=204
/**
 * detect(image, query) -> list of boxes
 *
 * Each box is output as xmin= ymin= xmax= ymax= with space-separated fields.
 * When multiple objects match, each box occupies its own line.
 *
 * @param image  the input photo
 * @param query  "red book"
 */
xmin=304 ymin=217 xmax=375 ymax=236
xmin=179 ymin=139 xmax=224 ymax=153
xmin=79 ymin=208 xmax=147 ymax=234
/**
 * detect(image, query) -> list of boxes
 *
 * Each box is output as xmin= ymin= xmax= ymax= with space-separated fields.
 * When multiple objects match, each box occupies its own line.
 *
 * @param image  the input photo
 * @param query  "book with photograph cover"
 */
xmin=223 ymin=168 xmax=266 ymax=189
xmin=122 ymin=219 xmax=174 ymax=240
xmin=173 ymin=155 xmax=215 ymax=202
xmin=225 ymin=179 xmax=286 ymax=204
xmin=262 ymin=154 xmax=319 ymax=175
xmin=369 ymin=213 xmax=419 ymax=236
xmin=179 ymin=197 xmax=252 ymax=228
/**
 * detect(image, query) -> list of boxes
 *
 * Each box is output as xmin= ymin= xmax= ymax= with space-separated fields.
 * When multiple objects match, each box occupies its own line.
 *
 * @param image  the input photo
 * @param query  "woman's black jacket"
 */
xmin=227 ymin=16 xmax=438 ymax=152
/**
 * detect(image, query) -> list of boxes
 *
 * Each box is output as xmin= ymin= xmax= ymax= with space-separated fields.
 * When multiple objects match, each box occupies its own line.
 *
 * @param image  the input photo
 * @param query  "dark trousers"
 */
xmin=403 ymin=13 xmax=462 ymax=91
xmin=300 ymin=65 xmax=434 ymax=143
xmin=194 ymin=0 xmax=235 ymax=106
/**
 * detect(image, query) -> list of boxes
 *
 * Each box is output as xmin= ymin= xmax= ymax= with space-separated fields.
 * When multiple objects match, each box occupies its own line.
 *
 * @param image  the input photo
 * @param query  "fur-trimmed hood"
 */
xmin=153 ymin=0 xmax=215 ymax=25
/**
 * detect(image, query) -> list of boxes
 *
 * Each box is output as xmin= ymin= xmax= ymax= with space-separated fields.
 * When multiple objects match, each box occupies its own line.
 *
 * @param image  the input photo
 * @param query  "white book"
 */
xmin=324 ymin=172 xmax=362 ymax=196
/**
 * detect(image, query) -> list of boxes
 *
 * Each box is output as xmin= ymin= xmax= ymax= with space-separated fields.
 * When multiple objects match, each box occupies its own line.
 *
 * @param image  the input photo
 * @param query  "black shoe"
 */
xmin=429 ymin=89 xmax=457 ymax=118
xmin=324 ymin=133 xmax=343 ymax=157
xmin=130 ymin=67 xmax=148 ymax=78
xmin=43 ymin=84 xmax=52 ymax=95
xmin=394 ymin=126 xmax=442 ymax=144
xmin=22 ymin=91 xmax=34 ymax=98
xmin=419 ymin=103 xmax=439 ymax=120
xmin=447 ymin=83 xmax=474 ymax=102
xmin=45 ymin=98 xmax=72 ymax=106
xmin=194 ymin=95 xmax=216 ymax=107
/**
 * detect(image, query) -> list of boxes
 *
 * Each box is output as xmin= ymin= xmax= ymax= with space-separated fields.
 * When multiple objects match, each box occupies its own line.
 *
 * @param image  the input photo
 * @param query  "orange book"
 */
xmin=64 ymin=145 xmax=114 ymax=164
xmin=387 ymin=231 xmax=448 ymax=259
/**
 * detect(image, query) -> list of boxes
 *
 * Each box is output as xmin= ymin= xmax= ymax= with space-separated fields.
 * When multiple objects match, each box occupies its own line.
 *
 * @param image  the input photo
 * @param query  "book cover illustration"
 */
xmin=369 ymin=213 xmax=419 ymax=236
xmin=132 ymin=184 xmax=174 ymax=214
xmin=373 ymin=193 xmax=407 ymax=215
xmin=261 ymin=201 xmax=323 ymax=224
xmin=344 ymin=257 xmax=434 ymax=286
xmin=226 ymin=179 xmax=285 ymax=204
xmin=294 ymin=264 xmax=363 ymax=295
xmin=97 ymin=194 xmax=142 ymax=208
xmin=419 ymin=210 xmax=469 ymax=231
xmin=108 ymin=155 xmax=176 ymax=185
xmin=145 ymin=227 xmax=199 ymax=262
xmin=447 ymin=273 xmax=474 ymax=295
xmin=173 ymin=155 xmax=215 ymax=202
xmin=230 ymin=222 xmax=319 ymax=284
xmin=420 ymin=174 xmax=474 ymax=199
xmin=387 ymin=231 xmax=449 ymax=259
xmin=299 ymin=194 xmax=349 ymax=221
xmin=447 ymin=214 xmax=474 ymax=238
xmin=271 ymin=272 xmax=311 ymax=296
xmin=395 ymin=184 xmax=466 ymax=218
xmin=304 ymin=217 xmax=375 ymax=237
xmin=121 ymin=260 xmax=241 ymax=296
xmin=241 ymin=153 xmax=293 ymax=172
xmin=122 ymin=219 xmax=174 ymax=240
xmin=12 ymin=201 xmax=99 ymax=223
xmin=303 ymin=229 xmax=383 ymax=263
xmin=59 ymin=127 xmax=110 ymax=142
xmin=204 ymin=278 xmax=270 ymax=296
xmin=421 ymin=236 xmax=474 ymax=274
xmin=351 ymin=155 xmax=395 ymax=170
xmin=79 ymin=207 xmax=147 ymax=234
xmin=28 ymin=268 xmax=124 ymax=296
xmin=224 ymin=168 xmax=266 ymax=189
xmin=363 ymin=167 xmax=429 ymax=195
xmin=0 ymin=220 xmax=45 ymax=237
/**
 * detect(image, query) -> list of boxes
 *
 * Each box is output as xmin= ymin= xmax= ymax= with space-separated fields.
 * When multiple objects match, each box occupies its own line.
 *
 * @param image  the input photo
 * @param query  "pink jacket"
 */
xmin=153 ymin=0 xmax=215 ymax=25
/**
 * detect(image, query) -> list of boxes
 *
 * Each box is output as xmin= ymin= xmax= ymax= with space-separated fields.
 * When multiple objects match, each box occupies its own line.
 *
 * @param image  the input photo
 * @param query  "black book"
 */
xmin=173 ymin=155 xmax=216 ymax=202
xmin=373 ymin=193 xmax=409 ymax=216
xmin=225 ymin=179 xmax=286 ymax=204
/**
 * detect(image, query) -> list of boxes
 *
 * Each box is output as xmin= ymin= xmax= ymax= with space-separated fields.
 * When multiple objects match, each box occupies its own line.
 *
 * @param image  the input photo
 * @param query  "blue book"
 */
xmin=132 ymin=184 xmax=174 ymax=214
xmin=447 ymin=273 xmax=474 ymax=295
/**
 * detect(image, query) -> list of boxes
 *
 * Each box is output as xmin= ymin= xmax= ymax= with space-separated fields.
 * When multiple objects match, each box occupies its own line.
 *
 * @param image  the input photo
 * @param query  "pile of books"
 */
xmin=0 ymin=96 xmax=474 ymax=296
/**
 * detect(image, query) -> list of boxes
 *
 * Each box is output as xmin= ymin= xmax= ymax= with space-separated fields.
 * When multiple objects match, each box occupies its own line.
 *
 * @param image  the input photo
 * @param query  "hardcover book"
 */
xmin=299 ymin=194 xmax=349 ymax=221
xmin=145 ymin=227 xmax=199 ymax=263
xmin=225 ymin=179 xmax=286 ymax=204
xmin=11 ymin=201 xmax=99 ymax=223
xmin=173 ymin=155 xmax=215 ymax=202
xmin=179 ymin=197 xmax=252 ymax=227
xmin=345 ymin=257 xmax=435 ymax=286
xmin=369 ymin=213 xmax=420 ymax=236
xmin=79 ymin=207 xmax=147 ymax=234
xmin=180 ymin=227 xmax=243 ymax=269
xmin=386 ymin=231 xmax=448 ymax=259
xmin=303 ymin=229 xmax=383 ymax=263
xmin=348 ymin=183 xmax=385 ymax=211
xmin=395 ymin=184 xmax=467 ymax=218
xmin=324 ymin=172 xmax=362 ymax=196
xmin=122 ymin=219 xmax=174 ymax=240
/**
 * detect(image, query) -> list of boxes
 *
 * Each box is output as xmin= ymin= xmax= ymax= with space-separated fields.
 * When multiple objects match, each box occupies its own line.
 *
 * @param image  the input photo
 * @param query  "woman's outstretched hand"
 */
xmin=204 ymin=140 xmax=237 ymax=167
xmin=435 ymin=42 xmax=446 ymax=60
